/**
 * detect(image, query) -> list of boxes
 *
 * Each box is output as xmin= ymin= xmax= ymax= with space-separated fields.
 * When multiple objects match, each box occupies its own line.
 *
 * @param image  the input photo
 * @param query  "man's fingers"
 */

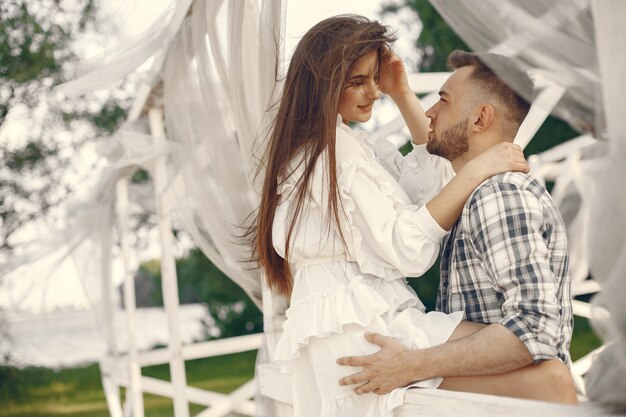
xmin=364 ymin=332 xmax=389 ymax=347
xmin=354 ymin=381 xmax=376 ymax=395
xmin=354 ymin=382 xmax=394 ymax=395
xmin=337 ymin=353 xmax=372 ymax=367
xmin=338 ymin=370 xmax=369 ymax=386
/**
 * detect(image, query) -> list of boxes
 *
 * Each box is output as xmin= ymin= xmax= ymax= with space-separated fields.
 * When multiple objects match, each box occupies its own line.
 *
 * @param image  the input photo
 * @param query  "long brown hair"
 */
xmin=250 ymin=15 xmax=396 ymax=296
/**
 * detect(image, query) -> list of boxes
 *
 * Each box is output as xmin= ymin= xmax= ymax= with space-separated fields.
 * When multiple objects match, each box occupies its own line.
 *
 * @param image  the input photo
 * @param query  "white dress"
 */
xmin=272 ymin=119 xmax=461 ymax=417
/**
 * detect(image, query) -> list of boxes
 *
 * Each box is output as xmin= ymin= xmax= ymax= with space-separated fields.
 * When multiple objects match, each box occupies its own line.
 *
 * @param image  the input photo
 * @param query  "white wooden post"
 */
xmin=116 ymin=177 xmax=145 ymax=417
xmin=100 ymin=367 xmax=123 ymax=417
xmin=149 ymin=106 xmax=190 ymax=417
xmin=514 ymin=83 xmax=566 ymax=149
xmin=194 ymin=380 xmax=256 ymax=417
xmin=100 ymin=193 xmax=123 ymax=417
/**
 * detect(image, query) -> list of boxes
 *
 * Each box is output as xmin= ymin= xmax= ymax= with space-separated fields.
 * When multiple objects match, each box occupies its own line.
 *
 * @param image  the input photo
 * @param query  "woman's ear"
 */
xmin=471 ymin=104 xmax=495 ymax=132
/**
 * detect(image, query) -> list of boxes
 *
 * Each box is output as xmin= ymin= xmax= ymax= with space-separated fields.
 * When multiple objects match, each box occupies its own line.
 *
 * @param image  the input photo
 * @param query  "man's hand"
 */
xmin=336 ymin=333 xmax=415 ymax=395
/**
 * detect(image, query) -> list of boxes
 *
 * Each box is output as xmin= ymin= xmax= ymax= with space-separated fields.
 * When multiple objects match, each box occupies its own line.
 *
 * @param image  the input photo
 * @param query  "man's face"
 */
xmin=425 ymin=67 xmax=473 ymax=161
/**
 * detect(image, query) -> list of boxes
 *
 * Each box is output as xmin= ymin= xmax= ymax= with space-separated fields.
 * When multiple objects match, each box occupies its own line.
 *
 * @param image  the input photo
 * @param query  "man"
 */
xmin=337 ymin=50 xmax=576 ymax=402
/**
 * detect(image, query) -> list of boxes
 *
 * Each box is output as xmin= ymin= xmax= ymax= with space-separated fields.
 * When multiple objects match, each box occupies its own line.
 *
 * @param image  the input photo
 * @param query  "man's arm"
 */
xmin=468 ymin=178 xmax=567 ymax=362
xmin=337 ymin=323 xmax=532 ymax=395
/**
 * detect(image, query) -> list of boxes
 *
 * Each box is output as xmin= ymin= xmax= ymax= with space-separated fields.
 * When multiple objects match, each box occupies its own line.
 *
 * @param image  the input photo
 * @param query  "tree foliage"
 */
xmin=0 ymin=0 xmax=128 ymax=252
xmin=383 ymin=0 xmax=469 ymax=73
xmin=134 ymin=249 xmax=263 ymax=340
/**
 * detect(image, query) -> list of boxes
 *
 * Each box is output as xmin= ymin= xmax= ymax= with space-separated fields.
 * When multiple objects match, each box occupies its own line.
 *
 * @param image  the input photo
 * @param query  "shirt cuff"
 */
xmin=500 ymin=314 xmax=558 ymax=362
xmin=415 ymin=205 xmax=448 ymax=242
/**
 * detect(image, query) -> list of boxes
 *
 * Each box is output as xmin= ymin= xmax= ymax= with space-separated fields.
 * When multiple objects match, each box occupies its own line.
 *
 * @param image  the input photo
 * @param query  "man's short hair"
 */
xmin=447 ymin=50 xmax=533 ymax=128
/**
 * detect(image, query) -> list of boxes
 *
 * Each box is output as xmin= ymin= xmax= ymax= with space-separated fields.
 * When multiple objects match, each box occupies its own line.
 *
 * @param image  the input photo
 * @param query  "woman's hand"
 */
xmin=379 ymin=50 xmax=412 ymax=99
xmin=463 ymin=142 xmax=529 ymax=184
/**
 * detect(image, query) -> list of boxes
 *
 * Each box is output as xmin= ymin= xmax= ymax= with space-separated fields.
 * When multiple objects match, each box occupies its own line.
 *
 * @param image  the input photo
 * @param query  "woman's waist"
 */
xmin=292 ymin=254 xmax=351 ymax=269
xmin=289 ymin=260 xmax=423 ymax=312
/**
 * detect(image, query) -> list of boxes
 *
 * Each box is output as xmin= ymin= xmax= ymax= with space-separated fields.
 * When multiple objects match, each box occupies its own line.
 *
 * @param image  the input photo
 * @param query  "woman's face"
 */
xmin=338 ymin=50 xmax=380 ymax=125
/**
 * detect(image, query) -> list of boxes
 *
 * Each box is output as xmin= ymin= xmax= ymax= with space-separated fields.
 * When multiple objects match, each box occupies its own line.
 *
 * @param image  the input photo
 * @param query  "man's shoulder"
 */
xmin=474 ymin=171 xmax=546 ymax=197
xmin=467 ymin=172 xmax=549 ymax=210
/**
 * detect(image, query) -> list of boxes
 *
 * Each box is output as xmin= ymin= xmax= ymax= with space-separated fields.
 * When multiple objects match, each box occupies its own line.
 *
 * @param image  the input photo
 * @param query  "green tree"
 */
xmin=383 ymin=0 xmax=469 ymax=73
xmin=0 ymin=0 xmax=128 ymax=252
xmin=136 ymin=249 xmax=263 ymax=339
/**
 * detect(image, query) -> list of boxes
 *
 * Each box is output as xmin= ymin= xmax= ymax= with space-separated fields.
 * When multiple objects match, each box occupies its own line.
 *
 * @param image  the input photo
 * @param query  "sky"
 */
xmin=0 ymin=0 xmax=423 ymax=315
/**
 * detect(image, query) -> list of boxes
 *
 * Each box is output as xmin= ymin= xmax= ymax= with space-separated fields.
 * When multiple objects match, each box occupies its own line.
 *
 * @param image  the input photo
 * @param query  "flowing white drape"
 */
xmin=429 ymin=0 xmax=599 ymax=133
xmin=160 ymin=0 xmax=285 ymax=308
xmin=0 ymin=118 xmax=176 ymax=354
xmin=582 ymin=0 xmax=626 ymax=405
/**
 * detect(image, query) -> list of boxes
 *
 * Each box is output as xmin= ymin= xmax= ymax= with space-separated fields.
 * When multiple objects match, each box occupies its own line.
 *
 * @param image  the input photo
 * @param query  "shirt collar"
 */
xmin=336 ymin=114 xmax=368 ymax=142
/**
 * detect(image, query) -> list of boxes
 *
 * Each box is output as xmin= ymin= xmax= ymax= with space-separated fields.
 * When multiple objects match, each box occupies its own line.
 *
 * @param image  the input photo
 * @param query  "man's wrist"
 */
xmin=407 ymin=347 xmax=436 ymax=383
xmin=458 ymin=161 xmax=485 ymax=188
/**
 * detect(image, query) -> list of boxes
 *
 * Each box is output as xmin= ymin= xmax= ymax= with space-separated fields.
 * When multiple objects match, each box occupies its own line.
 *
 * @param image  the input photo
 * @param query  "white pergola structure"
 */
xmin=13 ymin=0 xmax=625 ymax=416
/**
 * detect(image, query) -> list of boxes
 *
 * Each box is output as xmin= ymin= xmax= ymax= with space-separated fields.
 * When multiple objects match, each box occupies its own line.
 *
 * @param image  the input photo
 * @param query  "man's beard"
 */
xmin=426 ymin=119 xmax=469 ymax=161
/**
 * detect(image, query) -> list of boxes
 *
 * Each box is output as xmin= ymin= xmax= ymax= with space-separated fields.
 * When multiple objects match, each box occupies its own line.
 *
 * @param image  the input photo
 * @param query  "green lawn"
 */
xmin=0 ymin=350 xmax=257 ymax=417
xmin=0 ymin=320 xmax=603 ymax=417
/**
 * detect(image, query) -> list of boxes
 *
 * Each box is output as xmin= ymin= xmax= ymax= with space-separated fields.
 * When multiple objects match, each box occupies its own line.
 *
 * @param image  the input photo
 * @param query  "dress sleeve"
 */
xmin=363 ymin=136 xmax=405 ymax=180
xmin=338 ymin=158 xmax=448 ymax=279
xmin=364 ymin=137 xmax=455 ymax=207
xmin=468 ymin=181 xmax=562 ymax=362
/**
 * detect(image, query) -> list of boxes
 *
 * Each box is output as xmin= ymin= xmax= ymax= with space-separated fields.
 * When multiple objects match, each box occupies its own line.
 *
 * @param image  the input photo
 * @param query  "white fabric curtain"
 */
xmin=56 ymin=0 xmax=194 ymax=97
xmin=0 ymin=118 xmax=173 ymax=355
xmin=160 ymin=0 xmax=285 ymax=308
xmin=582 ymin=0 xmax=626 ymax=405
xmin=428 ymin=0 xmax=626 ymax=405
xmin=429 ymin=0 xmax=599 ymax=133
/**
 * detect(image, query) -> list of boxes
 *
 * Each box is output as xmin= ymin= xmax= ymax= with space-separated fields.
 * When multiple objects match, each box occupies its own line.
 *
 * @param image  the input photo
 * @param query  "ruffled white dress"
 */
xmin=272 ymin=119 xmax=462 ymax=417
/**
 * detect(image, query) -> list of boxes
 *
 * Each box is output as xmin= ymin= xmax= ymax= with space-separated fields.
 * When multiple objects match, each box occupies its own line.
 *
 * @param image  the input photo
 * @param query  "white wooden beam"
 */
xmin=195 ymin=380 xmax=256 ymax=417
xmin=398 ymin=388 xmax=618 ymax=417
xmin=514 ymin=83 xmax=566 ymax=149
xmin=100 ymin=181 xmax=122 ymax=417
xmin=572 ymin=299 xmax=594 ymax=319
xmin=116 ymin=178 xmax=145 ymax=417
xmin=536 ymin=134 xmax=596 ymax=163
xmin=120 ymin=334 xmax=263 ymax=367
xmin=149 ymin=106 xmax=190 ymax=417
xmin=407 ymin=72 xmax=450 ymax=94
xmin=100 ymin=362 xmax=124 ymax=417
xmin=114 ymin=375 xmax=255 ymax=415
xmin=572 ymin=279 xmax=601 ymax=297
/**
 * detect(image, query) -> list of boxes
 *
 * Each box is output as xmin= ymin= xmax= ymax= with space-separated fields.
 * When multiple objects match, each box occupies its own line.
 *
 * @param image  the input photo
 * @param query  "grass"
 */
xmin=570 ymin=315 xmax=603 ymax=362
xmin=0 ymin=319 xmax=603 ymax=417
xmin=0 ymin=350 xmax=257 ymax=417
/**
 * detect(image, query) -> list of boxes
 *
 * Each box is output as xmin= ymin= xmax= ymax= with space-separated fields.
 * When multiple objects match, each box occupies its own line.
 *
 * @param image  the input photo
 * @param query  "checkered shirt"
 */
xmin=437 ymin=172 xmax=573 ymax=365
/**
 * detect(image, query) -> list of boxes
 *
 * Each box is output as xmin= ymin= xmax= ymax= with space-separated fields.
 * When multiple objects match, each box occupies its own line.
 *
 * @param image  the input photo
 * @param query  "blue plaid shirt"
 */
xmin=437 ymin=172 xmax=573 ymax=365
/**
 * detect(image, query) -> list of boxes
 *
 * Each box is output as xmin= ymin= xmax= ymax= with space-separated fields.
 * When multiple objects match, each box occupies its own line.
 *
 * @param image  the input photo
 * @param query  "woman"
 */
xmin=250 ymin=15 xmax=571 ymax=416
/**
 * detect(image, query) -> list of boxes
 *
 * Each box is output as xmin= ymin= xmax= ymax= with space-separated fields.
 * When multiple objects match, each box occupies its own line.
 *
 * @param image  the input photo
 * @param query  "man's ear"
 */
xmin=470 ymin=104 xmax=495 ymax=132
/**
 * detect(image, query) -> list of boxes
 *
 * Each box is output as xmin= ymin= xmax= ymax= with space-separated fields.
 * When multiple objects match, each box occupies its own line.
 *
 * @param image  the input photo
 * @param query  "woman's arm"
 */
xmin=425 ymin=143 xmax=529 ymax=230
xmin=379 ymin=51 xmax=429 ymax=145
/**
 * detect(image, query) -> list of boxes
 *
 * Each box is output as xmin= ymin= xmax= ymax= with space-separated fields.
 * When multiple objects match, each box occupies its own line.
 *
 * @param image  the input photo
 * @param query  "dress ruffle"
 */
xmin=275 ymin=269 xmax=428 ymax=362
xmin=275 ymin=277 xmax=404 ymax=362
xmin=337 ymin=156 xmax=412 ymax=281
